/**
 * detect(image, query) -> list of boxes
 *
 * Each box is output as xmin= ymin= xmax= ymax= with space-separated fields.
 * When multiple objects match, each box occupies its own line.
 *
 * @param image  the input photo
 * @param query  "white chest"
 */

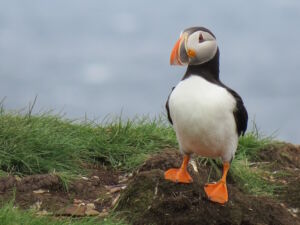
xmin=169 ymin=76 xmax=238 ymax=161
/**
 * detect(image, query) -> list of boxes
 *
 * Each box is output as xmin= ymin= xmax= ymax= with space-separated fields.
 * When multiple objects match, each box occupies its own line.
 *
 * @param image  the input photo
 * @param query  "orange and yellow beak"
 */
xmin=170 ymin=37 xmax=184 ymax=65
xmin=170 ymin=33 xmax=195 ymax=66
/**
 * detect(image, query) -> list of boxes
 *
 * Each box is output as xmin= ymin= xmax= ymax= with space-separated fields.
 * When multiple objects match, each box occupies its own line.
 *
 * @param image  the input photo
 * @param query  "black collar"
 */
xmin=182 ymin=48 xmax=220 ymax=82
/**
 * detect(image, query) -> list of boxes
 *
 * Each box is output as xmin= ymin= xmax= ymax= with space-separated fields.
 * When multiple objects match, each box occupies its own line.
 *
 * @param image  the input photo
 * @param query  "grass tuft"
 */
xmin=0 ymin=200 xmax=127 ymax=225
xmin=236 ymin=128 xmax=274 ymax=160
xmin=230 ymin=159 xmax=278 ymax=196
xmin=231 ymin=127 xmax=279 ymax=195
xmin=0 ymin=110 xmax=176 ymax=176
xmin=0 ymin=108 xmax=279 ymax=196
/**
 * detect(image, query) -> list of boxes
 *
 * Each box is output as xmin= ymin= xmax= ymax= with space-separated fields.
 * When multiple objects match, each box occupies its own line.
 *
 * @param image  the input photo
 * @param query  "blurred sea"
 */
xmin=0 ymin=0 xmax=299 ymax=143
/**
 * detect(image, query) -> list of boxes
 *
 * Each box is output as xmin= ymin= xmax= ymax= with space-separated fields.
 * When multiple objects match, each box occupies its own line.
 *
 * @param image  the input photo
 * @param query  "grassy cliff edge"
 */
xmin=1 ymin=110 xmax=298 ymax=225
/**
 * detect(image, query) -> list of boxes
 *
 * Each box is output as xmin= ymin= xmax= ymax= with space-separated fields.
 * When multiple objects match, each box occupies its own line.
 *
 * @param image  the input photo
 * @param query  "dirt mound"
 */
xmin=0 ymin=144 xmax=299 ymax=223
xmin=116 ymin=150 xmax=300 ymax=225
xmin=0 ymin=174 xmax=61 ymax=193
xmin=137 ymin=149 xmax=183 ymax=172
xmin=257 ymin=143 xmax=300 ymax=169
xmin=0 ymin=167 xmax=124 ymax=215
xmin=255 ymin=143 xmax=300 ymax=212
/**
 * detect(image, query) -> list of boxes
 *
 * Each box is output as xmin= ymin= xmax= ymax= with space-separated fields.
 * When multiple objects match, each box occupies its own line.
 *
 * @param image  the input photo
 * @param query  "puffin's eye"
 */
xmin=199 ymin=33 xmax=204 ymax=43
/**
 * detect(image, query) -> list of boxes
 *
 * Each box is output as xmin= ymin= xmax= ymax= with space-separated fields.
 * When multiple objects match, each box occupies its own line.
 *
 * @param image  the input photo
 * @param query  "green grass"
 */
xmin=0 ymin=201 xmax=127 ymax=225
xmin=0 ymin=108 xmax=278 ymax=196
xmin=230 ymin=159 xmax=277 ymax=195
xmin=236 ymin=126 xmax=274 ymax=160
xmin=231 ymin=127 xmax=279 ymax=195
xmin=0 ymin=107 xmax=284 ymax=224
xmin=0 ymin=110 xmax=176 ymax=176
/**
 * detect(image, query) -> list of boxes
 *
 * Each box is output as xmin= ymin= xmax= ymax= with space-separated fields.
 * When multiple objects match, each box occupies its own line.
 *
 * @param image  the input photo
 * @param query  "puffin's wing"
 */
xmin=227 ymin=88 xmax=248 ymax=136
xmin=165 ymin=87 xmax=175 ymax=125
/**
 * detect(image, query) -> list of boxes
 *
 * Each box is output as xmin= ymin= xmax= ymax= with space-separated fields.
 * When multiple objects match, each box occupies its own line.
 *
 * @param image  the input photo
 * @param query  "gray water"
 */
xmin=0 ymin=0 xmax=299 ymax=143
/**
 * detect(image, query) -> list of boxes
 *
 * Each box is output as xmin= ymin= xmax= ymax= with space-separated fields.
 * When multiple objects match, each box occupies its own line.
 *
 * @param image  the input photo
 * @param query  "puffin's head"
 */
xmin=170 ymin=27 xmax=218 ymax=66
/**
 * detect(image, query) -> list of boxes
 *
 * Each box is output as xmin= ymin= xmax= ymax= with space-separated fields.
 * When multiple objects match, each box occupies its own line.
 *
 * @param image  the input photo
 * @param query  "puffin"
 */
xmin=165 ymin=26 xmax=248 ymax=204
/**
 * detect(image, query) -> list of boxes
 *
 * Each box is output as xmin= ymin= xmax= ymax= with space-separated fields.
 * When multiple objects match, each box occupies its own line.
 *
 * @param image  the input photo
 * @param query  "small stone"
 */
xmin=98 ymin=212 xmax=109 ymax=218
xmin=15 ymin=176 xmax=22 ymax=182
xmin=73 ymin=199 xmax=83 ymax=204
xmin=280 ymin=203 xmax=286 ymax=207
xmin=33 ymin=189 xmax=49 ymax=194
xmin=30 ymin=201 xmax=42 ymax=211
xmin=94 ymin=198 xmax=102 ymax=202
xmin=154 ymin=185 xmax=158 ymax=196
xmin=111 ymin=194 xmax=120 ymax=207
xmin=85 ymin=208 xmax=99 ymax=216
xmin=63 ymin=205 xmax=86 ymax=216
xmin=119 ymin=177 xmax=128 ymax=183
xmin=280 ymin=180 xmax=287 ymax=184
xmin=291 ymin=208 xmax=299 ymax=213
xmin=36 ymin=210 xmax=50 ymax=216
xmin=92 ymin=176 xmax=100 ymax=180
xmin=190 ymin=159 xmax=198 ymax=173
xmin=109 ymin=187 xmax=122 ymax=194
xmin=81 ymin=176 xmax=89 ymax=180
xmin=288 ymin=208 xmax=299 ymax=214
xmin=86 ymin=203 xmax=95 ymax=210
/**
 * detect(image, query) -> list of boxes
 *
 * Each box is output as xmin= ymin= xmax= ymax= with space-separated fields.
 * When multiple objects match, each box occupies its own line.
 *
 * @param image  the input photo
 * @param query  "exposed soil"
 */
xmin=116 ymin=147 xmax=300 ymax=225
xmin=257 ymin=143 xmax=300 ymax=169
xmin=0 ymin=144 xmax=299 ymax=225
xmin=0 ymin=166 xmax=127 ymax=216
xmin=256 ymin=143 xmax=300 ymax=212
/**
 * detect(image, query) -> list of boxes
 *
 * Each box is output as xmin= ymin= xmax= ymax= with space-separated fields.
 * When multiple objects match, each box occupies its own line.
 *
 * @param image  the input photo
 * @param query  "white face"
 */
xmin=185 ymin=31 xmax=218 ymax=65
xmin=170 ymin=27 xmax=218 ymax=66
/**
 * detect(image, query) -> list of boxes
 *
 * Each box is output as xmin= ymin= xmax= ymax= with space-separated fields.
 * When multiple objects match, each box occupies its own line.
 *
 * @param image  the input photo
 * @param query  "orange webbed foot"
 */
xmin=204 ymin=181 xmax=228 ymax=204
xmin=164 ymin=168 xmax=193 ymax=183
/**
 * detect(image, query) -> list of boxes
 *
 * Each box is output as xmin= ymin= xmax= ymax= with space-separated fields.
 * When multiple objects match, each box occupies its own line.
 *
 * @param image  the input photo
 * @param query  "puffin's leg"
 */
xmin=164 ymin=154 xmax=193 ymax=183
xmin=204 ymin=162 xmax=230 ymax=204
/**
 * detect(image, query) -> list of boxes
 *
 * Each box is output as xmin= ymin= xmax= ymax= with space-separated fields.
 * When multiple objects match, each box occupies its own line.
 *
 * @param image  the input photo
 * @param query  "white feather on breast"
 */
xmin=169 ymin=75 xmax=238 ymax=162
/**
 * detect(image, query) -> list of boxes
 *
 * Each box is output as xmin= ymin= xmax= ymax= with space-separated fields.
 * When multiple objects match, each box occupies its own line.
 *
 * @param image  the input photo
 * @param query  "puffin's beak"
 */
xmin=170 ymin=36 xmax=184 ymax=65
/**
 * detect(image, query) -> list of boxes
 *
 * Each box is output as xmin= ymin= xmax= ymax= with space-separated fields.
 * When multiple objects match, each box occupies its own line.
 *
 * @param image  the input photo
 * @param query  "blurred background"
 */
xmin=0 ymin=0 xmax=299 ymax=143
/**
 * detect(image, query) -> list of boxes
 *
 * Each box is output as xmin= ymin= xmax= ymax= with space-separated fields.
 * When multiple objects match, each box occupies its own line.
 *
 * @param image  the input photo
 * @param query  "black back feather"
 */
xmin=165 ymin=87 xmax=174 ymax=124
